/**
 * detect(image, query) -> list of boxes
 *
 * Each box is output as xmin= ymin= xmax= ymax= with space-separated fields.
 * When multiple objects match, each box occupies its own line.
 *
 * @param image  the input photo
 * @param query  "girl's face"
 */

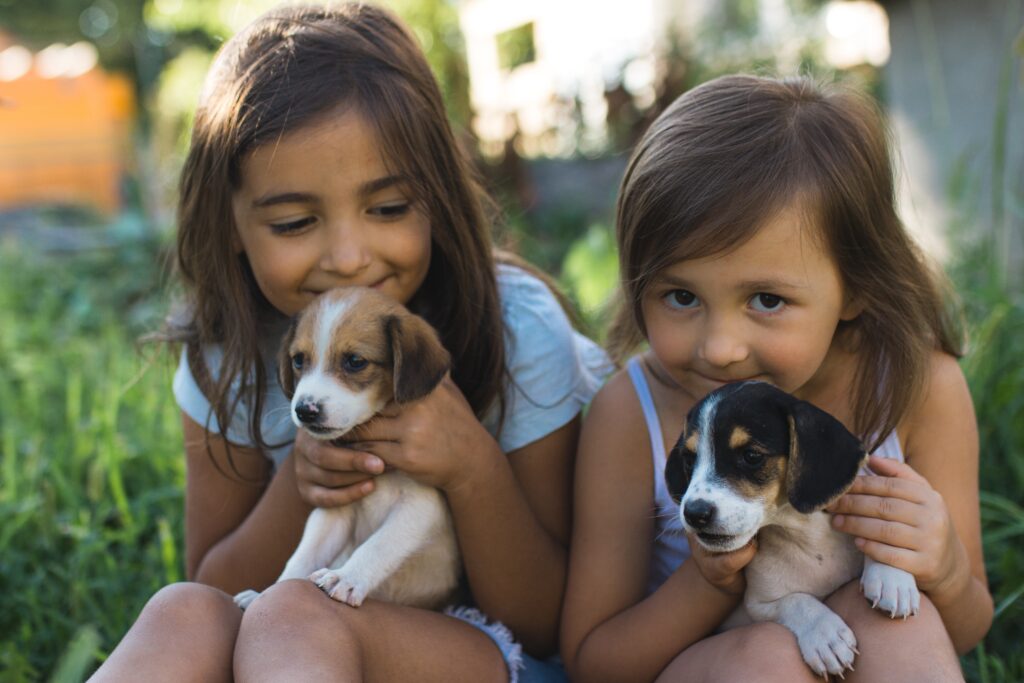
xmin=231 ymin=108 xmax=432 ymax=317
xmin=641 ymin=202 xmax=859 ymax=405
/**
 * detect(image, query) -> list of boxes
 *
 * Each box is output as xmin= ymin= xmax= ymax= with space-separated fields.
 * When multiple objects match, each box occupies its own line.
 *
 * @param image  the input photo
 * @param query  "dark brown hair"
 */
xmin=608 ymin=75 xmax=962 ymax=449
xmin=169 ymin=3 xmax=505 ymax=456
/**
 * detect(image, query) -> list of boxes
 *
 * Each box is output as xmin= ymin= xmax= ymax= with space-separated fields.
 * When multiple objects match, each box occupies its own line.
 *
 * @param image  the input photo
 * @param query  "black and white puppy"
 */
xmin=234 ymin=287 xmax=460 ymax=611
xmin=665 ymin=381 xmax=920 ymax=678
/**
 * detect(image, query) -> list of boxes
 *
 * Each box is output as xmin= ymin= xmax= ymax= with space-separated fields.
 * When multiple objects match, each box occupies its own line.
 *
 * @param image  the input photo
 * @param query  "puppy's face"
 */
xmin=665 ymin=382 xmax=866 ymax=552
xmin=279 ymin=287 xmax=449 ymax=441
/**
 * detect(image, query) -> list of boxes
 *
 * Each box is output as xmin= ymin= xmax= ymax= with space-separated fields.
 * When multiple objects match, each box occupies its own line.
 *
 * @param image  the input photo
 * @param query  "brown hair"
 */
xmin=608 ymin=75 xmax=962 ymax=449
xmin=168 ymin=3 xmax=505 ymax=458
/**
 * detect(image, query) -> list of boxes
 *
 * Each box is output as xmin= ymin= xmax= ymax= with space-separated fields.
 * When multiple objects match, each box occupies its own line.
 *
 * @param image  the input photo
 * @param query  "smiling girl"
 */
xmin=90 ymin=4 xmax=609 ymax=681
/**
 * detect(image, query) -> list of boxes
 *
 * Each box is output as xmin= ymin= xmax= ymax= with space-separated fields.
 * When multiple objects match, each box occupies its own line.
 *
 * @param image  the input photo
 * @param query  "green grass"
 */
xmin=0 ymin=230 xmax=1021 ymax=681
xmin=0 ymin=239 xmax=184 ymax=681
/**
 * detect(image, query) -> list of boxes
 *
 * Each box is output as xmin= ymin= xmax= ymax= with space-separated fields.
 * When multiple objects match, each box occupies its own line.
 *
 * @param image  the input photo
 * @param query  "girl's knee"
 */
xmin=661 ymin=623 xmax=818 ymax=683
xmin=240 ymin=579 xmax=360 ymax=639
xmin=723 ymin=623 xmax=819 ymax=683
xmin=143 ymin=582 xmax=241 ymax=630
xmin=827 ymin=581 xmax=961 ymax=681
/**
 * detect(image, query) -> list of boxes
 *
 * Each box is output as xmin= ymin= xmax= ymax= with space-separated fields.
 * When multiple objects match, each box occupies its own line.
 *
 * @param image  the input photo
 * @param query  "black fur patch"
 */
xmin=665 ymin=382 xmax=866 ymax=513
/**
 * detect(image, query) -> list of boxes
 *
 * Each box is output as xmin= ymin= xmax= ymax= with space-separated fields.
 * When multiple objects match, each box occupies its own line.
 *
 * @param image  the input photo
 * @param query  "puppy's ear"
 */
xmin=385 ymin=313 xmax=451 ymax=404
xmin=785 ymin=401 xmax=867 ymax=513
xmin=665 ymin=427 xmax=696 ymax=503
xmin=277 ymin=320 xmax=298 ymax=399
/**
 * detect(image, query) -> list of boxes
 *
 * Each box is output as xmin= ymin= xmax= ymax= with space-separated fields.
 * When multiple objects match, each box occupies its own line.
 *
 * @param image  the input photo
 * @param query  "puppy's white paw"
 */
xmin=793 ymin=610 xmax=858 ymax=677
xmin=233 ymin=589 xmax=260 ymax=610
xmin=310 ymin=567 xmax=371 ymax=607
xmin=861 ymin=563 xmax=919 ymax=618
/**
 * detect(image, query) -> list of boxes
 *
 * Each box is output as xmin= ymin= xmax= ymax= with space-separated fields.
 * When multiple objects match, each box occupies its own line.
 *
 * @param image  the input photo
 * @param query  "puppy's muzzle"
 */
xmin=683 ymin=499 xmax=716 ymax=530
xmin=295 ymin=397 xmax=323 ymax=425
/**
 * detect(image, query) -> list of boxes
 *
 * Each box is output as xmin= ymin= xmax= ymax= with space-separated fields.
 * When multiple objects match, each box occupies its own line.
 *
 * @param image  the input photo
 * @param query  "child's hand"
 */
xmin=292 ymin=429 xmax=384 ymax=507
xmin=830 ymin=455 xmax=966 ymax=595
xmin=344 ymin=375 xmax=502 ymax=493
xmin=687 ymin=534 xmax=757 ymax=597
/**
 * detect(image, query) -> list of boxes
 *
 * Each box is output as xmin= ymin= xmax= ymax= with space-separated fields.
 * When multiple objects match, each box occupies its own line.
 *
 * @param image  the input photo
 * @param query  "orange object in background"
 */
xmin=0 ymin=43 xmax=135 ymax=217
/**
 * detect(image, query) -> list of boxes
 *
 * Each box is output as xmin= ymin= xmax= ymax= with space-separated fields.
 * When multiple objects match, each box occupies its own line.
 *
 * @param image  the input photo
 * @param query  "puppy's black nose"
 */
xmin=684 ymin=499 xmax=716 ymax=529
xmin=294 ymin=399 xmax=322 ymax=424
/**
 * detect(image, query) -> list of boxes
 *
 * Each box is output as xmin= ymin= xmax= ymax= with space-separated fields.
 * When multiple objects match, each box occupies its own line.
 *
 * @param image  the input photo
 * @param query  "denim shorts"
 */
xmin=446 ymin=606 xmax=569 ymax=683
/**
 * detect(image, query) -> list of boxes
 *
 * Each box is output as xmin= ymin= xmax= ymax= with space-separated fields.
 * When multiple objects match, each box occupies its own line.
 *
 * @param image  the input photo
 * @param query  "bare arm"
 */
xmin=444 ymin=416 xmax=578 ymax=657
xmin=560 ymin=373 xmax=744 ymax=683
xmin=902 ymin=353 xmax=992 ymax=652
xmin=183 ymin=412 xmax=312 ymax=593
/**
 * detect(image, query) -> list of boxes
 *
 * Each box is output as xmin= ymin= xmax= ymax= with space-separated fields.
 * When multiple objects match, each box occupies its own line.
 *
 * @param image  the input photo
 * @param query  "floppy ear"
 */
xmin=665 ymin=428 xmax=695 ymax=504
xmin=385 ymin=314 xmax=451 ymax=404
xmin=276 ymin=320 xmax=298 ymax=399
xmin=785 ymin=400 xmax=867 ymax=513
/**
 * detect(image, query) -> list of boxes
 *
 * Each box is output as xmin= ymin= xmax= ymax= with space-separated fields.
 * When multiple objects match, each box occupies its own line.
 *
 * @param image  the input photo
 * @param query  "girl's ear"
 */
xmin=840 ymin=292 xmax=864 ymax=321
xmin=231 ymin=229 xmax=244 ymax=255
xmin=385 ymin=313 xmax=451 ymax=404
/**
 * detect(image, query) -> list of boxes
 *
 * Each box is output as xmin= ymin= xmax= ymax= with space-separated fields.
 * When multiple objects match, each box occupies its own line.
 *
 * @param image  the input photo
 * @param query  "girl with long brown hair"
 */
xmin=91 ymin=4 xmax=609 ymax=681
xmin=561 ymin=75 xmax=990 ymax=681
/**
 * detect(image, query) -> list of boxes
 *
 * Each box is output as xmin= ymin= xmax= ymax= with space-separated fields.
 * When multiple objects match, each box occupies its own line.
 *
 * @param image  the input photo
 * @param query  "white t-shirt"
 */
xmin=173 ymin=265 xmax=614 ymax=469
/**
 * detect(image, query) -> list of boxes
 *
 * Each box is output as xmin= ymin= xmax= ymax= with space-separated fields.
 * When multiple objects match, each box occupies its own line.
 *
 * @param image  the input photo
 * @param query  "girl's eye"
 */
xmin=750 ymin=293 xmax=784 ymax=313
xmin=342 ymin=353 xmax=368 ymax=373
xmin=291 ymin=353 xmax=306 ymax=371
xmin=369 ymin=202 xmax=411 ymax=219
xmin=664 ymin=289 xmax=699 ymax=310
xmin=269 ymin=216 xmax=316 ymax=234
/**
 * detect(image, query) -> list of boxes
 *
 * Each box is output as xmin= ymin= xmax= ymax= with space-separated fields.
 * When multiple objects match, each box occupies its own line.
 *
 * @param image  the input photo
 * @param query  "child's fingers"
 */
xmin=833 ymin=514 xmax=917 ymax=550
xmin=846 ymin=473 xmax=929 ymax=503
xmin=853 ymin=537 xmax=918 ymax=573
xmin=864 ymin=455 xmax=928 ymax=484
xmin=302 ymin=479 xmax=376 ymax=508
xmin=828 ymin=493 xmax=919 ymax=524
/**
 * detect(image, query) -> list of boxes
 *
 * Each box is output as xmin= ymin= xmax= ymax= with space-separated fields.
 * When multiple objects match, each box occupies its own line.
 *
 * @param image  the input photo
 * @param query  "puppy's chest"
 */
xmin=344 ymin=473 xmax=442 ymax=546
xmin=746 ymin=513 xmax=863 ymax=602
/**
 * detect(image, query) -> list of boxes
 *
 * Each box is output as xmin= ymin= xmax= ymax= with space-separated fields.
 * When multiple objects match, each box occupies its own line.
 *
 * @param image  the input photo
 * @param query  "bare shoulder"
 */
xmin=902 ymin=351 xmax=977 ymax=468
xmin=575 ymin=365 xmax=655 ymax=530
xmin=581 ymin=367 xmax=650 ymax=463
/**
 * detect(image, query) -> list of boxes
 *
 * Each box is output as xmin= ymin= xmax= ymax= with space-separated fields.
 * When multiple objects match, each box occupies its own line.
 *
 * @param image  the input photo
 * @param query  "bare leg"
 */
xmin=233 ymin=579 xmax=509 ymax=683
xmin=89 ymin=583 xmax=241 ymax=683
xmin=826 ymin=580 xmax=963 ymax=682
xmin=656 ymin=622 xmax=819 ymax=683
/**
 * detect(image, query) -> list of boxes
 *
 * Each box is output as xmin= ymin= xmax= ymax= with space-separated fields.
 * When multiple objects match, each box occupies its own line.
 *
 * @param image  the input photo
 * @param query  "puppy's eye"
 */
xmin=342 ymin=353 xmax=368 ymax=373
xmin=741 ymin=450 xmax=765 ymax=468
xmin=291 ymin=353 xmax=306 ymax=371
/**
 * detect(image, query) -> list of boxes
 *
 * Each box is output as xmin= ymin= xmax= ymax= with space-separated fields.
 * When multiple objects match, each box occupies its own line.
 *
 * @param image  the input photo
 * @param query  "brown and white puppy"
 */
xmin=234 ymin=287 xmax=460 ymax=610
xmin=665 ymin=381 xmax=920 ymax=678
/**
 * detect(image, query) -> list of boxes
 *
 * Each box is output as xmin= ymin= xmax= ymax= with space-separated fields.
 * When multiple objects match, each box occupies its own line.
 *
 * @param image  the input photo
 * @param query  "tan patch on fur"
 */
xmin=685 ymin=430 xmax=699 ymax=453
xmin=732 ymin=456 xmax=785 ymax=503
xmin=729 ymin=426 xmax=751 ymax=450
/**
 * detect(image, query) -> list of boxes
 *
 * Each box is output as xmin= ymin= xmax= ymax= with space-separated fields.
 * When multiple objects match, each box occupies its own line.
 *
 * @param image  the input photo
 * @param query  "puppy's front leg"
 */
xmin=234 ymin=507 xmax=356 ymax=610
xmin=861 ymin=555 xmax=920 ymax=618
xmin=312 ymin=489 xmax=443 ymax=607
xmin=747 ymin=594 xmax=858 ymax=678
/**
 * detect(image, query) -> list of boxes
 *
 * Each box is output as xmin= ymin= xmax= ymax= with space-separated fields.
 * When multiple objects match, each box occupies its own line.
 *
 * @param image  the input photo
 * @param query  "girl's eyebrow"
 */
xmin=251 ymin=191 xmax=317 ymax=208
xmin=249 ymin=175 xmax=408 ymax=209
xmin=655 ymin=273 xmax=808 ymax=291
xmin=359 ymin=174 xmax=409 ymax=198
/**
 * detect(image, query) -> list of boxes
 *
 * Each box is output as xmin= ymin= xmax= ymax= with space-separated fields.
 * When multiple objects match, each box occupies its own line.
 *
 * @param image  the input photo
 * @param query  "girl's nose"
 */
xmin=320 ymin=220 xmax=371 ymax=277
xmin=698 ymin=315 xmax=749 ymax=368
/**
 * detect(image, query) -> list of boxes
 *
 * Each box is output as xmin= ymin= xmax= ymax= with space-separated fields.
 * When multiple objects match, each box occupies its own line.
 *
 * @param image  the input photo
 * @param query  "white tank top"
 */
xmin=625 ymin=357 xmax=905 ymax=596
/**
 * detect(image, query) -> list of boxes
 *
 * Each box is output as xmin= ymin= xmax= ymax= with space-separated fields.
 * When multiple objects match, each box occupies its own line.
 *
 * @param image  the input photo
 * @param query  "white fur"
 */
xmin=234 ymin=293 xmax=459 ymax=612
xmin=679 ymin=398 xmax=920 ymax=678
